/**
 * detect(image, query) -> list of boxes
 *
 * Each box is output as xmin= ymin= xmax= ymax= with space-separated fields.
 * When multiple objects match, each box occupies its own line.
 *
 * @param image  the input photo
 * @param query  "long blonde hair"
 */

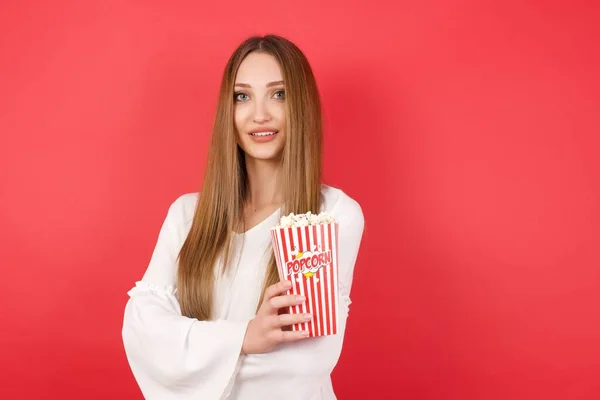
xmin=177 ymin=35 xmax=323 ymax=320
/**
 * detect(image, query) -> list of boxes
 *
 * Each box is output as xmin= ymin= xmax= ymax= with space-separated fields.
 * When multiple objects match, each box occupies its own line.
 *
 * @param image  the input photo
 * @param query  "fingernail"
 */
xmin=284 ymin=281 xmax=292 ymax=288
xmin=304 ymin=313 xmax=312 ymax=320
xmin=301 ymin=331 xmax=310 ymax=337
xmin=296 ymin=296 xmax=306 ymax=302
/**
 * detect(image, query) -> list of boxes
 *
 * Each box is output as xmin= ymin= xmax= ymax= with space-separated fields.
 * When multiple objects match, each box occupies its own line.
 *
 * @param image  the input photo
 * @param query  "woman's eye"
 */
xmin=234 ymin=92 xmax=249 ymax=102
xmin=274 ymin=90 xmax=286 ymax=100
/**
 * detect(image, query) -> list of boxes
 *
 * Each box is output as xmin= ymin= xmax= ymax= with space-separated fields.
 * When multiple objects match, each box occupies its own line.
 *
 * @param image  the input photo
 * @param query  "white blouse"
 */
xmin=122 ymin=185 xmax=365 ymax=399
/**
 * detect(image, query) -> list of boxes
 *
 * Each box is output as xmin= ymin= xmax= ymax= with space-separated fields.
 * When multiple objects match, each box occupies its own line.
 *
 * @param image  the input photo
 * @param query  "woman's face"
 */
xmin=234 ymin=52 xmax=286 ymax=162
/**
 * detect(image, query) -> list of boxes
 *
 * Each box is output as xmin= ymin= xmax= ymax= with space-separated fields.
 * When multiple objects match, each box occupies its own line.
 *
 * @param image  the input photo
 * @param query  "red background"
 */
xmin=1 ymin=1 xmax=599 ymax=398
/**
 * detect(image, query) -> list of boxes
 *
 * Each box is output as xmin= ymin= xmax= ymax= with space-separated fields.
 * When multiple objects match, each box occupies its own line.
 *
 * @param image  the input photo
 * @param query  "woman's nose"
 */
xmin=253 ymin=102 xmax=271 ymax=123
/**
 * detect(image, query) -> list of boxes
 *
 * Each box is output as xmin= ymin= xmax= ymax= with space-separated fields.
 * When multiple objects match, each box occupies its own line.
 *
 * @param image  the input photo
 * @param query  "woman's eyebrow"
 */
xmin=234 ymin=80 xmax=285 ymax=88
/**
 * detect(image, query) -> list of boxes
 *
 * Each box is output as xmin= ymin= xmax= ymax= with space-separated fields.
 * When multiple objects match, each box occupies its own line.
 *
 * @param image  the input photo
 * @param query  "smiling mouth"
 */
xmin=249 ymin=131 xmax=278 ymax=137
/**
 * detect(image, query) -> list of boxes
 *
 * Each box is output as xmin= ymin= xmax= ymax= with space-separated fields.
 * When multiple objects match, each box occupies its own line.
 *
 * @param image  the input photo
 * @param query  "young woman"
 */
xmin=122 ymin=35 xmax=365 ymax=400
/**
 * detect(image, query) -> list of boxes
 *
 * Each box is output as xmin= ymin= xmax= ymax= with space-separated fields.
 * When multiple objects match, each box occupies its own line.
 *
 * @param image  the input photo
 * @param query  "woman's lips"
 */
xmin=248 ymin=131 xmax=278 ymax=143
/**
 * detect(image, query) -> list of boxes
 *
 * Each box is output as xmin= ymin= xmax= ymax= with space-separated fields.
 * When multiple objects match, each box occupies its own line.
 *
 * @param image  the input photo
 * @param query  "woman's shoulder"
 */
xmin=164 ymin=192 xmax=199 ymax=229
xmin=321 ymin=184 xmax=364 ymax=226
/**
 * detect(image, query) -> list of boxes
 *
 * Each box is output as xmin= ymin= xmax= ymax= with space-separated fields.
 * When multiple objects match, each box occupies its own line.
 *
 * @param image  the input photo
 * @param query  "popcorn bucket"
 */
xmin=270 ymin=221 xmax=340 ymax=337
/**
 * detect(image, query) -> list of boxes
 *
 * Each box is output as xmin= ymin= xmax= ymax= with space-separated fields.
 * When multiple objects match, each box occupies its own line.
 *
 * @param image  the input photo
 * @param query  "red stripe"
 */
xmin=278 ymin=229 xmax=288 ymax=283
xmin=277 ymin=231 xmax=284 ymax=279
xmin=287 ymin=227 xmax=302 ymax=320
xmin=304 ymin=225 xmax=315 ymax=337
xmin=300 ymin=225 xmax=311 ymax=336
xmin=312 ymin=225 xmax=323 ymax=336
xmin=280 ymin=228 xmax=296 ymax=319
xmin=272 ymin=231 xmax=279 ymax=283
xmin=277 ymin=229 xmax=294 ymax=314
xmin=328 ymin=223 xmax=337 ymax=335
xmin=299 ymin=226 xmax=311 ymax=336
xmin=296 ymin=226 xmax=309 ymax=334
xmin=317 ymin=267 xmax=325 ymax=336
xmin=303 ymin=225 xmax=317 ymax=336
xmin=320 ymin=223 xmax=330 ymax=335
xmin=280 ymin=229 xmax=289 ymax=264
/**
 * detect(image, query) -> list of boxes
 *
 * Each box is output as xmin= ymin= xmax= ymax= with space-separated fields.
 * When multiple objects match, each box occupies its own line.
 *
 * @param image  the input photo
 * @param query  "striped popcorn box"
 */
xmin=270 ymin=212 xmax=339 ymax=337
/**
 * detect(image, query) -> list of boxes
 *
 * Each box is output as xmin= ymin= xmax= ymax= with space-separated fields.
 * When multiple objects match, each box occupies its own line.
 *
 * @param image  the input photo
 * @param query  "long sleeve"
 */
xmin=121 ymin=194 xmax=250 ymax=400
xmin=231 ymin=192 xmax=365 ymax=399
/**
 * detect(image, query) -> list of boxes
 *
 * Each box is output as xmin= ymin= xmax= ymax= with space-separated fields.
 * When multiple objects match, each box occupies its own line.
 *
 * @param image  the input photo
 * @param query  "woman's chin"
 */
xmin=243 ymin=148 xmax=283 ymax=162
xmin=240 ymin=142 xmax=284 ymax=162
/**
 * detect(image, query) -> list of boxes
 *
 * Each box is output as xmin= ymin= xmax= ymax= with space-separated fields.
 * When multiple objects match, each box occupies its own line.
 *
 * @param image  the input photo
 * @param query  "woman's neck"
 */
xmin=244 ymin=155 xmax=282 ymax=210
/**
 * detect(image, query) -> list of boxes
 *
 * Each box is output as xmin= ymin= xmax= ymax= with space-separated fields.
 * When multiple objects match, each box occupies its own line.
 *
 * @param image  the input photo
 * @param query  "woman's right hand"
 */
xmin=241 ymin=280 xmax=312 ymax=355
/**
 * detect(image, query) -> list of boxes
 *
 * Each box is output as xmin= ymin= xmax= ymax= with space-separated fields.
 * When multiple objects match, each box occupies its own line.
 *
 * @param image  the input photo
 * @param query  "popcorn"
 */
xmin=270 ymin=211 xmax=340 ymax=337
xmin=276 ymin=211 xmax=336 ymax=228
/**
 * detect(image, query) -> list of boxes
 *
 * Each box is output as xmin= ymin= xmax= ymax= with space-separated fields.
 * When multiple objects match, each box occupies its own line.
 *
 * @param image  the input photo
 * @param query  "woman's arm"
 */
xmin=121 ymin=195 xmax=248 ymax=400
